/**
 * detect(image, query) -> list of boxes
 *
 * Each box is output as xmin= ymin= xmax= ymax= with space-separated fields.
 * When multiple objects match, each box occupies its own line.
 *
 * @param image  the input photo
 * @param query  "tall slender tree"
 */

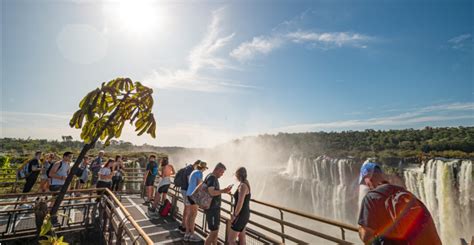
xmin=50 ymin=78 xmax=157 ymax=218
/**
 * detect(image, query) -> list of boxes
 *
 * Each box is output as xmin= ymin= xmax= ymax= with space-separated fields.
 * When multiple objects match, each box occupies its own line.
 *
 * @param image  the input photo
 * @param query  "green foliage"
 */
xmin=69 ymin=78 xmax=156 ymax=146
xmin=39 ymin=214 xmax=69 ymax=245
xmin=0 ymin=155 xmax=10 ymax=168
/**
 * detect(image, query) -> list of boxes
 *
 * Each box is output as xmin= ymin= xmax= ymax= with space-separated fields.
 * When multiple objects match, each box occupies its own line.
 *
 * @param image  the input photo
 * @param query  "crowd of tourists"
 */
xmin=142 ymin=157 xmax=251 ymax=244
xmin=17 ymin=150 xmax=125 ymax=208
xmin=17 ymin=150 xmax=446 ymax=244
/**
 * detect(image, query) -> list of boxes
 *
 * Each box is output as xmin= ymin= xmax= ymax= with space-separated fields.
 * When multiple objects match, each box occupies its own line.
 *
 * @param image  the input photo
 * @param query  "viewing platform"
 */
xmin=0 ymin=167 xmax=360 ymax=244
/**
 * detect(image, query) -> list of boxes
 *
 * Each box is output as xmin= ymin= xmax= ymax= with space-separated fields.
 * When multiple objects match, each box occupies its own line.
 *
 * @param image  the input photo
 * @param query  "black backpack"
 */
xmin=173 ymin=166 xmax=188 ymax=188
xmin=74 ymin=166 xmax=84 ymax=177
xmin=47 ymin=161 xmax=63 ymax=178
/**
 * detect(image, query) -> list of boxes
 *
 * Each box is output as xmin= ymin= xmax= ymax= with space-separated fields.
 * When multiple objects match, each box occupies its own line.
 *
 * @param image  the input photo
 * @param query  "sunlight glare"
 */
xmin=113 ymin=0 xmax=161 ymax=35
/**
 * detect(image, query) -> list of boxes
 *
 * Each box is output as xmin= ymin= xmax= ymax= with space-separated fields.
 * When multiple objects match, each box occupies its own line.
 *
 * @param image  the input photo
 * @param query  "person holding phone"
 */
xmin=203 ymin=162 xmax=232 ymax=245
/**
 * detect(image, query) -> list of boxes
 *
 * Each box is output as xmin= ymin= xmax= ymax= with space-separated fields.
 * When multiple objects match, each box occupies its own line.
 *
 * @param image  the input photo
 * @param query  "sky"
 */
xmin=1 ymin=0 xmax=473 ymax=148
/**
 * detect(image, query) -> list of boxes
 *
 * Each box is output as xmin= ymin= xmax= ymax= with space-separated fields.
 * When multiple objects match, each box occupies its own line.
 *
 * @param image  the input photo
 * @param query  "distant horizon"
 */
xmin=2 ymin=124 xmax=472 ymax=149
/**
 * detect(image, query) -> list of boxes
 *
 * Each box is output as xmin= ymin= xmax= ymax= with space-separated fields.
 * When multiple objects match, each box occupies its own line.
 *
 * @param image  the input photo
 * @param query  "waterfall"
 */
xmin=403 ymin=159 xmax=474 ymax=244
xmin=280 ymin=155 xmax=360 ymax=224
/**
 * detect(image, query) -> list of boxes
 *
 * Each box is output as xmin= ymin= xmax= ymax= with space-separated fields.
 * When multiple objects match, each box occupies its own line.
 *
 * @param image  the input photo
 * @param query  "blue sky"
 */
xmin=1 ymin=0 xmax=473 ymax=147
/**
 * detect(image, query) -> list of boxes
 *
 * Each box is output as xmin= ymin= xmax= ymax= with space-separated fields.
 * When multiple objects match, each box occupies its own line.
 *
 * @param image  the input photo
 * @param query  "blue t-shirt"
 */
xmin=186 ymin=170 xmax=203 ymax=196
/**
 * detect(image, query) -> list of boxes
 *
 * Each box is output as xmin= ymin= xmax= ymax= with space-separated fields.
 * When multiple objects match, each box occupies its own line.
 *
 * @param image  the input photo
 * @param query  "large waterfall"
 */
xmin=279 ymin=156 xmax=473 ymax=244
xmin=278 ymin=155 xmax=361 ymax=224
xmin=404 ymin=159 xmax=474 ymax=244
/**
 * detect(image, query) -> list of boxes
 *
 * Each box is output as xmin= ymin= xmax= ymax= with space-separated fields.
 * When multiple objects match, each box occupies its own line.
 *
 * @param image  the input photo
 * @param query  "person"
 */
xmin=143 ymin=155 xmax=158 ymax=205
xmin=39 ymin=153 xmax=55 ymax=193
xmin=96 ymin=159 xmax=114 ymax=191
xmin=90 ymin=150 xmax=105 ymax=186
xmin=75 ymin=155 xmax=90 ymax=191
xmin=49 ymin=152 xmax=72 ymax=192
xmin=20 ymin=151 xmax=42 ymax=208
xmin=111 ymin=155 xmax=124 ymax=192
xmin=148 ymin=157 xmax=175 ymax=216
xmin=358 ymin=162 xmax=442 ymax=245
xmin=184 ymin=161 xmax=208 ymax=242
xmin=177 ymin=160 xmax=201 ymax=234
xmin=203 ymin=163 xmax=232 ymax=245
xmin=228 ymin=167 xmax=251 ymax=245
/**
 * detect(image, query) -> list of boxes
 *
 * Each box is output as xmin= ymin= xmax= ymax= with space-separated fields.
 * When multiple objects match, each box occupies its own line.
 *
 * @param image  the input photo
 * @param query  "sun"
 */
xmin=107 ymin=0 xmax=163 ymax=35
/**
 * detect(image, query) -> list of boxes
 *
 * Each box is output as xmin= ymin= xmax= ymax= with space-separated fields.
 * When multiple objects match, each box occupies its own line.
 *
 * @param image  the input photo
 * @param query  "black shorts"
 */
xmin=158 ymin=184 xmax=170 ymax=194
xmin=187 ymin=196 xmax=196 ymax=205
xmin=96 ymin=181 xmax=111 ymax=189
xmin=145 ymin=176 xmax=156 ymax=187
xmin=205 ymin=208 xmax=221 ymax=231
xmin=49 ymin=185 xmax=62 ymax=192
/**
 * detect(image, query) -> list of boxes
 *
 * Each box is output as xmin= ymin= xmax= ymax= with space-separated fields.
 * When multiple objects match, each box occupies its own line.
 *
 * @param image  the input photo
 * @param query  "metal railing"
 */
xmin=0 ymin=188 xmax=152 ymax=244
xmin=120 ymin=167 xmax=359 ymax=244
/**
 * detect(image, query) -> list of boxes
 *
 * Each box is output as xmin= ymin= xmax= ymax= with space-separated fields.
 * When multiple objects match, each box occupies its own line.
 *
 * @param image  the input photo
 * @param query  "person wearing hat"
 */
xmin=358 ymin=162 xmax=441 ymax=245
xmin=184 ymin=161 xmax=208 ymax=242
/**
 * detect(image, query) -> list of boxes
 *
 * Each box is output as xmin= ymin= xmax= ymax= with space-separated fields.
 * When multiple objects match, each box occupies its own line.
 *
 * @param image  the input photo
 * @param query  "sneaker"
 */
xmin=183 ymin=233 xmax=190 ymax=242
xmin=142 ymin=200 xmax=150 ymax=205
xmin=147 ymin=208 xmax=158 ymax=218
xmin=178 ymin=225 xmax=186 ymax=234
xmin=188 ymin=234 xmax=201 ymax=242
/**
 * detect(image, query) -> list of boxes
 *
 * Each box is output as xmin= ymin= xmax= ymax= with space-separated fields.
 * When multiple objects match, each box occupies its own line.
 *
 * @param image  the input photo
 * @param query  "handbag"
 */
xmin=190 ymin=182 xmax=212 ymax=209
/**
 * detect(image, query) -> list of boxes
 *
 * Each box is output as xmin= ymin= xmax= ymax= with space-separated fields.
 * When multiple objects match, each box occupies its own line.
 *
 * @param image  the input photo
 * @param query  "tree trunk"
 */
xmin=50 ymin=108 xmax=121 ymax=218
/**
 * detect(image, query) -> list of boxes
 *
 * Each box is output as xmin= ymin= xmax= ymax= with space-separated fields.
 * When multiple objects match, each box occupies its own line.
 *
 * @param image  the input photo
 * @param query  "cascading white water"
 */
xmin=404 ymin=159 xmax=474 ymax=244
xmin=280 ymin=156 xmax=473 ymax=244
xmin=279 ymin=155 xmax=360 ymax=224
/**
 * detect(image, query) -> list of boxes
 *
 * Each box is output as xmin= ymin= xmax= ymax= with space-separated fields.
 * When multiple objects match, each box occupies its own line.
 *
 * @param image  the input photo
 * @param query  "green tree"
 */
xmin=50 ymin=78 xmax=157 ymax=220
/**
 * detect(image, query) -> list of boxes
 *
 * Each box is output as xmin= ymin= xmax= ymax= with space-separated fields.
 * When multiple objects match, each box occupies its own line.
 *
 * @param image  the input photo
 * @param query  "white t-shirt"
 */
xmin=98 ymin=167 xmax=112 ymax=182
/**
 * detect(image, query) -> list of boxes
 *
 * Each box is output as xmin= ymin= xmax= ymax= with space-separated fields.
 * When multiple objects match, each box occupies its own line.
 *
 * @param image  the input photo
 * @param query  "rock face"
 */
xmin=277 ymin=156 xmax=473 ymax=244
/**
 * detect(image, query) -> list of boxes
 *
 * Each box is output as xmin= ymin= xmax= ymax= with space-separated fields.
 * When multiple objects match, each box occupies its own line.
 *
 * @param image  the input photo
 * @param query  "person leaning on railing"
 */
xmin=227 ymin=167 xmax=251 ymax=245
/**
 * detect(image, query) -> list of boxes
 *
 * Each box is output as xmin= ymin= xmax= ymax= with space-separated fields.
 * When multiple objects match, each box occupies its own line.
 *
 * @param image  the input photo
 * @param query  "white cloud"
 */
xmin=230 ymin=36 xmax=283 ymax=62
xmin=274 ymin=102 xmax=474 ymax=133
xmin=230 ymin=17 xmax=373 ymax=62
xmin=448 ymin=34 xmax=472 ymax=49
xmin=286 ymin=31 xmax=370 ymax=48
xmin=144 ymin=8 xmax=252 ymax=93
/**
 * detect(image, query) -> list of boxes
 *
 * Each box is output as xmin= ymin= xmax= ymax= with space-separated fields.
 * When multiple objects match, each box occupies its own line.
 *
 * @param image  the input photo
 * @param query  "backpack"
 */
xmin=17 ymin=161 xmax=31 ymax=179
xmin=74 ymin=165 xmax=84 ymax=177
xmin=47 ymin=162 xmax=63 ymax=178
xmin=173 ymin=166 xmax=188 ymax=188
xmin=150 ymin=162 xmax=158 ymax=176
xmin=159 ymin=199 xmax=172 ymax=217
xmin=370 ymin=186 xmax=430 ymax=242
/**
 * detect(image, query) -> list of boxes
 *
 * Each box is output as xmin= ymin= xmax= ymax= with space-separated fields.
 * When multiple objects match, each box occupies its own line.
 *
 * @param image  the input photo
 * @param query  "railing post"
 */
xmin=279 ymin=210 xmax=285 ymax=244
xmin=225 ymin=218 xmax=231 ymax=244
xmin=340 ymin=227 xmax=345 ymax=240
xmin=170 ymin=187 xmax=178 ymax=218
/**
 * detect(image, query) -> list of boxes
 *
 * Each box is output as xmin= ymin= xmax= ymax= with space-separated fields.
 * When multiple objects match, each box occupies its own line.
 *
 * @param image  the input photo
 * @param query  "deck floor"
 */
xmin=119 ymin=194 xmax=205 ymax=244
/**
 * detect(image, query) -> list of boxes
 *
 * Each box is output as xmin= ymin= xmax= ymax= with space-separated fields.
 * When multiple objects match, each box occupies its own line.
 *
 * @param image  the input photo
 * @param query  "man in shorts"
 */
xmin=203 ymin=163 xmax=232 ymax=245
xmin=143 ymin=155 xmax=158 ymax=205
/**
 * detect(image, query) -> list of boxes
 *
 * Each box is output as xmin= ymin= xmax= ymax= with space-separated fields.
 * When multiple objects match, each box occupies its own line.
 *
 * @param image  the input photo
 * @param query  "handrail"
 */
xmin=0 ymin=188 xmax=153 ymax=244
xmin=251 ymin=198 xmax=359 ymax=232
xmin=102 ymin=188 xmax=153 ymax=245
